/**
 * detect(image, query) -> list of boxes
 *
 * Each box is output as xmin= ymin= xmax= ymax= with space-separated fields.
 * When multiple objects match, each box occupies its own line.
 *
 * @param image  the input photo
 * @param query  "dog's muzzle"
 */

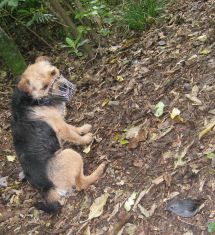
xmin=48 ymin=75 xmax=76 ymax=101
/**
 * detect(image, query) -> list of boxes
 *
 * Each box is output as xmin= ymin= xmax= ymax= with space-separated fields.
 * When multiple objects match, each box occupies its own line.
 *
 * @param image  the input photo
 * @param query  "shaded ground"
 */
xmin=0 ymin=0 xmax=215 ymax=234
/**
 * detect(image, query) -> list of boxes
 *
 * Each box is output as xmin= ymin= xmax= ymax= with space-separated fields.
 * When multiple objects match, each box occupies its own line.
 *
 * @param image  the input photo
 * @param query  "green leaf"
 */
xmin=77 ymin=39 xmax=90 ymax=48
xmin=120 ymin=139 xmax=129 ymax=145
xmin=0 ymin=0 xmax=9 ymax=8
xmin=154 ymin=101 xmax=165 ymax=117
xmin=7 ymin=0 xmax=18 ymax=8
xmin=66 ymin=37 xmax=76 ymax=49
xmin=99 ymin=28 xmax=110 ymax=37
xmin=207 ymin=152 xmax=215 ymax=159
xmin=76 ymin=51 xmax=83 ymax=57
xmin=208 ymin=222 xmax=215 ymax=233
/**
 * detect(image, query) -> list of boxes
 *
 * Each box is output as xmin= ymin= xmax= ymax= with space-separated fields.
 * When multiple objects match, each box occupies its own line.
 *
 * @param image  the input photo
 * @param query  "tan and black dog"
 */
xmin=11 ymin=56 xmax=105 ymax=213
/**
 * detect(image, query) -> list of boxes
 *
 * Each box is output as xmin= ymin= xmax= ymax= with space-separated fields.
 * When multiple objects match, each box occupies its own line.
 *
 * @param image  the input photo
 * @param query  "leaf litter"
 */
xmin=1 ymin=0 xmax=215 ymax=234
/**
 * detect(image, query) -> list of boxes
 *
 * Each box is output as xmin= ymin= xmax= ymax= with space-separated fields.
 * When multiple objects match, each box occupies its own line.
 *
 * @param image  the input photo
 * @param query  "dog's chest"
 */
xmin=55 ymin=103 xmax=66 ymax=117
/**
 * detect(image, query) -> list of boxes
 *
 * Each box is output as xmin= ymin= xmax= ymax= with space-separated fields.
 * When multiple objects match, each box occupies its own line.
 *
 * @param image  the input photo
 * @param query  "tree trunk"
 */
xmin=0 ymin=27 xmax=26 ymax=76
xmin=48 ymin=0 xmax=93 ymax=56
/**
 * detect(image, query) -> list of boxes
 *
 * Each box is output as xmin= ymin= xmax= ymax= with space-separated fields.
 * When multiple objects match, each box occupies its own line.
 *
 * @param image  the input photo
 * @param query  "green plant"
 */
xmin=208 ymin=222 xmax=215 ymax=234
xmin=65 ymin=26 xmax=90 ymax=56
xmin=122 ymin=0 xmax=166 ymax=30
xmin=75 ymin=0 xmax=115 ymax=34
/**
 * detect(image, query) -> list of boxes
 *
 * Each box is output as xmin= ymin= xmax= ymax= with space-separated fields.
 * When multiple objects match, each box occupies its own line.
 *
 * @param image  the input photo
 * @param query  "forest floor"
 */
xmin=0 ymin=0 xmax=215 ymax=234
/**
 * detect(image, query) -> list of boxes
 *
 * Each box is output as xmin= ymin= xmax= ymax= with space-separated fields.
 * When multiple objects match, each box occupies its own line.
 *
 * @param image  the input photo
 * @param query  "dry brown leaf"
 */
xmin=174 ymin=141 xmax=194 ymax=168
xmin=185 ymin=94 xmax=202 ymax=105
xmin=128 ymin=129 xmax=148 ymax=149
xmin=199 ymin=117 xmax=215 ymax=140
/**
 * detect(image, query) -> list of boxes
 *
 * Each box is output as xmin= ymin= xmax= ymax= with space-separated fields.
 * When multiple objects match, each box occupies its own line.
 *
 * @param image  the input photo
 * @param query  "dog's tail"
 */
xmin=35 ymin=188 xmax=62 ymax=214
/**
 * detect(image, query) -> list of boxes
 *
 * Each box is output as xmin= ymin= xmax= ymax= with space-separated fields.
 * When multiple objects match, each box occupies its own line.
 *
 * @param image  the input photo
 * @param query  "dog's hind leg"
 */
xmin=47 ymin=149 xmax=105 ymax=194
xmin=75 ymin=163 xmax=106 ymax=191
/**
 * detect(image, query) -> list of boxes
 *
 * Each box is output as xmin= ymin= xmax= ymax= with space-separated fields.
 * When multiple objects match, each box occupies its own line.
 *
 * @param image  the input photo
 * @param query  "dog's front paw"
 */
xmin=79 ymin=124 xmax=92 ymax=135
xmin=82 ymin=133 xmax=93 ymax=144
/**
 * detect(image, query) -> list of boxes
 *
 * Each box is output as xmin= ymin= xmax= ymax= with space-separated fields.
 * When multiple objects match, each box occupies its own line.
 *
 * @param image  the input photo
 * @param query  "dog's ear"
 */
xmin=18 ymin=75 xmax=30 ymax=93
xmin=35 ymin=56 xmax=50 ymax=63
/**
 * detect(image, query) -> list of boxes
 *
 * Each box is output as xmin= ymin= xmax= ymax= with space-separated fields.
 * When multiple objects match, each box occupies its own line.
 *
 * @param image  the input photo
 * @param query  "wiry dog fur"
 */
xmin=11 ymin=56 xmax=105 ymax=213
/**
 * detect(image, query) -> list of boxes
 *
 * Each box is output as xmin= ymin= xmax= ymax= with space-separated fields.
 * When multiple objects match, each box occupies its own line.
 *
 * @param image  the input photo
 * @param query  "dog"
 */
xmin=11 ymin=56 xmax=105 ymax=213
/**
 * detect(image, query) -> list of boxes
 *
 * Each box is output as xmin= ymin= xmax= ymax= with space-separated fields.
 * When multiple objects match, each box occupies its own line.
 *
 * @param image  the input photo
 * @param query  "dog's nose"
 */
xmin=59 ymin=83 xmax=68 ymax=91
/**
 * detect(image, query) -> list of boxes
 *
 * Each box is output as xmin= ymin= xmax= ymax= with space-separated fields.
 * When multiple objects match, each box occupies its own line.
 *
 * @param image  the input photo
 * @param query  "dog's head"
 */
xmin=18 ymin=56 xmax=76 ymax=101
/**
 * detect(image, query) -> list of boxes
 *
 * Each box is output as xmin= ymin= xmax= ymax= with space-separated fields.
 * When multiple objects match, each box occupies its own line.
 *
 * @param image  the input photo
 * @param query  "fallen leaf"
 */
xmin=149 ymin=203 xmax=157 ymax=216
xmin=157 ymin=126 xmax=174 ymax=140
xmin=197 ymin=34 xmax=207 ymax=42
xmin=126 ymin=125 xmax=143 ymax=139
xmin=138 ymin=204 xmax=150 ymax=218
xmin=192 ymin=85 xmax=199 ymax=97
xmin=109 ymin=101 xmax=120 ymax=106
xmin=6 ymin=155 xmax=16 ymax=162
xmin=123 ymin=223 xmax=138 ymax=235
xmin=124 ymin=79 xmax=136 ymax=94
xmin=83 ymin=144 xmax=91 ymax=154
xmin=154 ymin=101 xmax=165 ymax=117
xmin=199 ymin=117 xmax=215 ymax=140
xmin=185 ymin=94 xmax=202 ymax=105
xmin=174 ymin=141 xmax=194 ymax=168
xmin=88 ymin=193 xmax=109 ymax=220
xmin=187 ymin=54 xmax=198 ymax=61
xmin=170 ymin=108 xmax=180 ymax=119
xmin=120 ymin=139 xmax=129 ymax=145
xmin=109 ymin=45 xmax=121 ymax=52
xmin=116 ymin=76 xmax=124 ymax=82
xmin=152 ymin=175 xmax=164 ymax=185
xmin=84 ymin=226 xmax=91 ymax=235
xmin=199 ymin=48 xmax=211 ymax=55
xmin=124 ymin=192 xmax=138 ymax=212
xmin=133 ymin=186 xmax=153 ymax=210
xmin=0 ymin=176 xmax=8 ymax=187
xmin=102 ymin=99 xmax=110 ymax=107
xmin=113 ymin=132 xmax=121 ymax=141
xmin=128 ymin=129 xmax=148 ymax=149
xmin=163 ymin=150 xmax=174 ymax=160
xmin=208 ymin=109 xmax=215 ymax=115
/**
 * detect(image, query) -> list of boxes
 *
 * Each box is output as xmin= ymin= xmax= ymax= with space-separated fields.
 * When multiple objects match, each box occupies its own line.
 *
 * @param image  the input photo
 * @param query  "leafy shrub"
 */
xmin=65 ymin=26 xmax=90 ymax=56
xmin=122 ymin=0 xmax=166 ymax=30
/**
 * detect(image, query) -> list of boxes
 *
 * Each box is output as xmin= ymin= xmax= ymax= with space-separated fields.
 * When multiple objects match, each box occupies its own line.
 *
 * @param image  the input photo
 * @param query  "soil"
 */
xmin=0 ymin=0 xmax=215 ymax=234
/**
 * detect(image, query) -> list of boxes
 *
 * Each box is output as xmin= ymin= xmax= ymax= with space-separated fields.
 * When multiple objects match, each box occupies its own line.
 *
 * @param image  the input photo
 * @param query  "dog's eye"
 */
xmin=42 ymin=84 xmax=48 ymax=90
xmin=50 ymin=69 xmax=56 ymax=76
